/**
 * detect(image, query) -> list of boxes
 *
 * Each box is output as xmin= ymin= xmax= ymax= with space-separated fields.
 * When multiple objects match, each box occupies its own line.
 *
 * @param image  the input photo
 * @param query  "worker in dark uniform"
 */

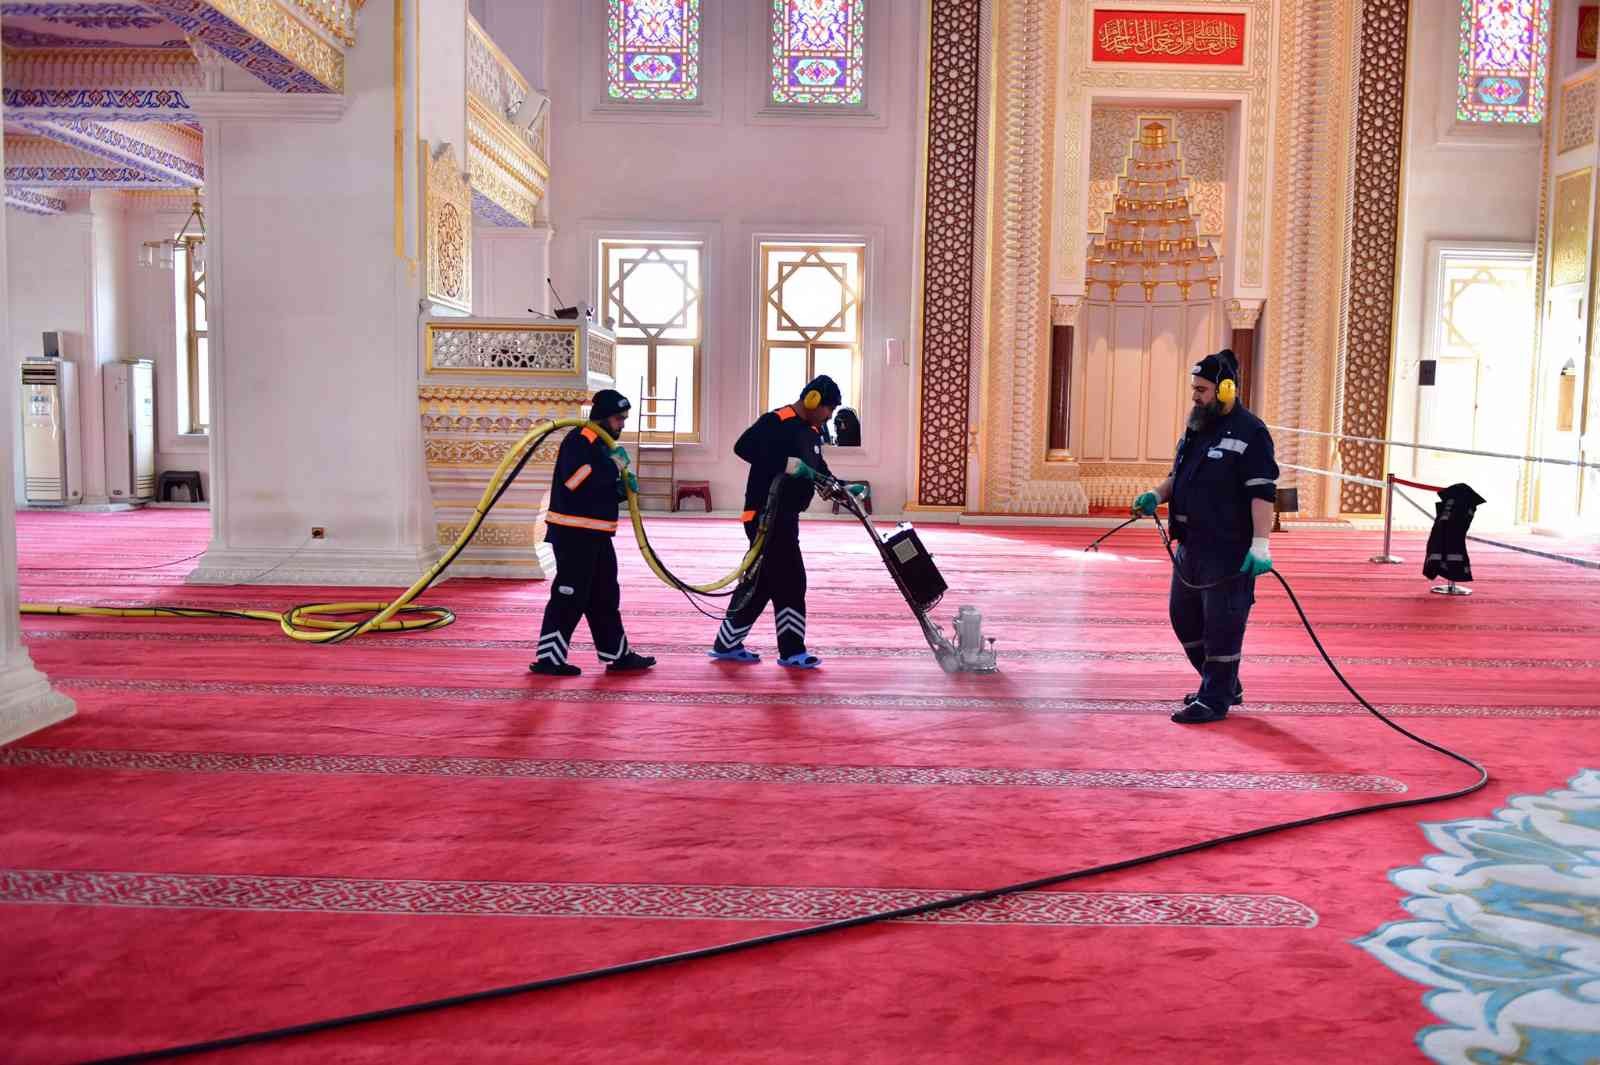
xmin=531 ymin=389 xmax=656 ymax=677
xmin=709 ymin=374 xmax=864 ymax=669
xmin=1132 ymin=350 xmax=1278 ymax=724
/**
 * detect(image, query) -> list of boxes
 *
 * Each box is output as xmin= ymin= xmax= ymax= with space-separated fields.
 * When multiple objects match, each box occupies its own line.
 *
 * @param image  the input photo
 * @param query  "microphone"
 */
xmin=547 ymin=277 xmax=580 ymax=320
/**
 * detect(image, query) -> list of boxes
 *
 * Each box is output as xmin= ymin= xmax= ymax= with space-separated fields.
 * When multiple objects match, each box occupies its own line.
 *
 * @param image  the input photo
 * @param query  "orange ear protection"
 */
xmin=802 ymin=388 xmax=822 ymax=411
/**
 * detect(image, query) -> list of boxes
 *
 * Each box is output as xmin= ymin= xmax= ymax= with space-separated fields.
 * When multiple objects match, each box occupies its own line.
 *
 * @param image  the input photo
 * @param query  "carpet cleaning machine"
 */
xmin=795 ymin=458 xmax=998 ymax=674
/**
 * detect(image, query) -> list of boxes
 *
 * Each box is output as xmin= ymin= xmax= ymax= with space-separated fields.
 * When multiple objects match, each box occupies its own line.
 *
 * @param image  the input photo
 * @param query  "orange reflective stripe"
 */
xmin=563 ymin=464 xmax=593 ymax=491
xmin=580 ymin=427 xmax=598 ymax=443
xmin=547 ymin=512 xmax=618 ymax=533
xmin=775 ymin=406 xmax=797 ymax=421
xmin=740 ymin=510 xmax=757 ymax=522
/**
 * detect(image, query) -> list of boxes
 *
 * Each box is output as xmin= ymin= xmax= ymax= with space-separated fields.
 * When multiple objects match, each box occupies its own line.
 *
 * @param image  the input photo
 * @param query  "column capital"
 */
xmin=1225 ymin=298 xmax=1265 ymax=330
xmin=1051 ymin=295 xmax=1083 ymax=327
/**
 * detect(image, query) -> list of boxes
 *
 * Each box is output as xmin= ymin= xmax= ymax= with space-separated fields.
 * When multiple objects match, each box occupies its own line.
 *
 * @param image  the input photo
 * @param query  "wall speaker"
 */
xmin=41 ymin=331 xmax=60 ymax=359
xmin=885 ymin=337 xmax=905 ymax=366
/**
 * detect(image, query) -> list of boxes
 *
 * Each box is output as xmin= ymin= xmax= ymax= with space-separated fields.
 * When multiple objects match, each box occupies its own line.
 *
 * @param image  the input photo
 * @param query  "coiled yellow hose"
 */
xmin=20 ymin=419 xmax=765 ymax=642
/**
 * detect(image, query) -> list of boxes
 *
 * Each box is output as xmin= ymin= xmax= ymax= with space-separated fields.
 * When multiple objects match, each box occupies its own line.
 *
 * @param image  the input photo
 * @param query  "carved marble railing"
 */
xmin=418 ymin=318 xmax=616 ymax=579
xmin=466 ymin=15 xmax=549 ymax=228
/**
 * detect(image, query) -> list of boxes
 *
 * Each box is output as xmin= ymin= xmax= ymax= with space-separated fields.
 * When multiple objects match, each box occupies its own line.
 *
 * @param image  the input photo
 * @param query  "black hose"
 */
xmin=78 ymin=513 xmax=1488 ymax=1065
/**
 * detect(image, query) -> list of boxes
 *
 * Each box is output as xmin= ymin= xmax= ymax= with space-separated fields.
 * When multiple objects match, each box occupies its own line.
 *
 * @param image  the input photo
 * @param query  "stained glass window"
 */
xmin=607 ymin=0 xmax=701 ymax=102
xmin=770 ymin=0 xmax=865 ymax=106
xmin=1458 ymin=0 xmax=1551 ymax=123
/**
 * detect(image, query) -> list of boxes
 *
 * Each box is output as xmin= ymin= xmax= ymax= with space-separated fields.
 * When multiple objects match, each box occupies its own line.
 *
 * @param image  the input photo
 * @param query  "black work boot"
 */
xmin=1171 ymin=698 xmax=1229 ymax=725
xmin=1180 ymin=682 xmax=1243 ymax=709
xmin=606 ymin=651 xmax=656 ymax=673
xmin=530 ymin=660 xmax=581 ymax=677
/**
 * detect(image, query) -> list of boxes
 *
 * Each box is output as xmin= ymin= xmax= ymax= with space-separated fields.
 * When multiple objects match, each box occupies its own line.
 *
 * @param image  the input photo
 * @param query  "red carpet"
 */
xmin=2 ymin=508 xmax=1597 ymax=1063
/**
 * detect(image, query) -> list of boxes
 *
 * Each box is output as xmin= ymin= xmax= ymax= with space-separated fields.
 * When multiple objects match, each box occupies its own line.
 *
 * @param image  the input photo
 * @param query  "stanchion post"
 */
xmin=1370 ymin=473 xmax=1404 ymax=564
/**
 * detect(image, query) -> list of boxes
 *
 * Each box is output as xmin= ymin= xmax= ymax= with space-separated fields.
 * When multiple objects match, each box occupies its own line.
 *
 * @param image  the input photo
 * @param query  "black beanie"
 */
xmin=1190 ymin=349 xmax=1237 ymax=385
xmin=589 ymin=389 xmax=630 ymax=421
xmin=800 ymin=374 xmax=842 ymax=409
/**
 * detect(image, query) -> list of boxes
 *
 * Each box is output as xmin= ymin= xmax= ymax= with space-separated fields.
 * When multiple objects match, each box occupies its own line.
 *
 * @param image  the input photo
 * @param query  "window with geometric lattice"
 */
xmin=173 ymin=238 xmax=208 ymax=434
xmin=1458 ymin=0 xmax=1551 ymax=123
xmin=769 ymin=0 xmax=866 ymax=107
xmin=758 ymin=243 xmax=864 ymax=421
xmin=607 ymin=0 xmax=702 ymax=102
xmin=600 ymin=240 xmax=703 ymax=439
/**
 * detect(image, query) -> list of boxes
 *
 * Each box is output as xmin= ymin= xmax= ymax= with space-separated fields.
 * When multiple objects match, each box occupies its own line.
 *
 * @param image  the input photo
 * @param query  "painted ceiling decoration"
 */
xmin=2 ymin=0 xmax=362 ymax=205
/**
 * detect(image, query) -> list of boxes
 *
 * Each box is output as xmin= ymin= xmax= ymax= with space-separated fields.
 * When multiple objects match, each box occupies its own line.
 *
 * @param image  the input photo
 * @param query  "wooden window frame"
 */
xmin=599 ymin=239 xmax=705 ymax=443
xmin=180 ymin=237 xmax=209 ymax=435
xmin=757 ymin=242 xmax=865 ymax=413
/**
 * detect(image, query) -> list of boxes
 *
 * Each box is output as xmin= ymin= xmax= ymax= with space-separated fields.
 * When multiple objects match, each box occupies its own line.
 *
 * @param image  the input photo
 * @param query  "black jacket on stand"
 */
xmin=1422 ymin=482 xmax=1487 ymax=583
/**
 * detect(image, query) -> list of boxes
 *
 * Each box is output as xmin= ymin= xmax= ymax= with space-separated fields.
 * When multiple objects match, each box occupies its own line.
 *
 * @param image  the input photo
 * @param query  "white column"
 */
xmin=186 ymin=0 xmax=436 ymax=585
xmin=78 ymin=190 xmax=131 ymax=506
xmin=0 ymin=58 xmax=76 ymax=744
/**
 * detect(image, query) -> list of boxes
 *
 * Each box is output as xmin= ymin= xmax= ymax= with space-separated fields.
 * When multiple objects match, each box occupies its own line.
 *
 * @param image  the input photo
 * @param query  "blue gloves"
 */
xmin=1240 ymin=537 xmax=1272 ymax=576
xmin=846 ymin=483 xmax=867 ymax=497
xmin=1132 ymin=491 xmax=1159 ymax=517
xmin=609 ymin=445 xmax=630 ymax=468
xmin=615 ymin=472 xmax=639 ymax=500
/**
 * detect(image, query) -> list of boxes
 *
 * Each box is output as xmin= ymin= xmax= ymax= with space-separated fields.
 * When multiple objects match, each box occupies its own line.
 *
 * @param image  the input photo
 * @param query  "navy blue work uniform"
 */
xmin=1166 ymin=404 xmax=1279 ymax=710
xmin=534 ymin=425 xmax=633 ymax=669
xmin=711 ymin=404 xmax=831 ymax=660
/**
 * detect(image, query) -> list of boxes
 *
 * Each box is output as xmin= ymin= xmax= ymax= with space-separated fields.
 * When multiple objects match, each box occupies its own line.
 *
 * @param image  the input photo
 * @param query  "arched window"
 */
xmin=607 ymin=0 xmax=701 ymax=101
xmin=1458 ymin=0 xmax=1552 ymax=124
xmin=770 ymin=0 xmax=865 ymax=106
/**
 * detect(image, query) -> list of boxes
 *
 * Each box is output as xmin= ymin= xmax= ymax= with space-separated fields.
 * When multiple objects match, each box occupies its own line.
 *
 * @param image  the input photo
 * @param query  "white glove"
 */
xmin=1250 ymin=537 xmax=1271 ymax=562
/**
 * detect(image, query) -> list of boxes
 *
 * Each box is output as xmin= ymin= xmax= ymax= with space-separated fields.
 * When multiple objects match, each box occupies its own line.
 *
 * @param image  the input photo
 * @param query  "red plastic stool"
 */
xmin=673 ymin=480 xmax=712 ymax=512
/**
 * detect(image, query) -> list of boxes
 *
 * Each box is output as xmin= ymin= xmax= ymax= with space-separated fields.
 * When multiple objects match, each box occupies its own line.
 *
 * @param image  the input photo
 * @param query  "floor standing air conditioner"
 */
xmin=104 ymin=359 xmax=156 ymax=501
xmin=21 ymin=359 xmax=82 ymax=505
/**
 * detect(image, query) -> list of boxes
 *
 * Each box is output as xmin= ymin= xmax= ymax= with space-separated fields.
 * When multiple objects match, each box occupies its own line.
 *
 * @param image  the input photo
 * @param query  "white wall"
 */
xmin=1389 ymin=0 xmax=1542 ymax=470
xmin=542 ymin=1 xmax=924 ymax=514
xmin=5 ymin=207 xmax=93 ymax=506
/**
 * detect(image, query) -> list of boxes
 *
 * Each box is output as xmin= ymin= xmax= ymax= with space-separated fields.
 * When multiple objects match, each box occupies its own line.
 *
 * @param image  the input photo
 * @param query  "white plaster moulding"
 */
xmin=187 ymin=92 xmax=348 ymax=123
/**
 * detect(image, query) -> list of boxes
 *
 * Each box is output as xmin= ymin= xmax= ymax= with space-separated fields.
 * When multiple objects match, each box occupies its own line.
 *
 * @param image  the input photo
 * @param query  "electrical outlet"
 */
xmin=311 ymin=527 xmax=326 ymax=540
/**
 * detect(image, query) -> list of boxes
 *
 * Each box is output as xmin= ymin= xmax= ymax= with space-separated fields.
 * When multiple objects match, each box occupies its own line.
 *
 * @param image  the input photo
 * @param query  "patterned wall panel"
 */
xmin=915 ymin=0 xmax=981 ymax=508
xmin=425 ymin=141 xmax=472 ymax=314
xmin=1089 ymin=107 xmax=1227 ymax=237
xmin=1338 ymin=0 xmax=1410 ymax=514
xmin=1551 ymin=168 xmax=1594 ymax=288
xmin=1560 ymin=74 xmax=1597 ymax=155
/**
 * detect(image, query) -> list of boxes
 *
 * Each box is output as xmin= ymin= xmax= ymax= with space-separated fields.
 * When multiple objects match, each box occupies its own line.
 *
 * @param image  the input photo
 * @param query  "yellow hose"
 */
xmin=20 ymin=418 xmax=765 ymax=641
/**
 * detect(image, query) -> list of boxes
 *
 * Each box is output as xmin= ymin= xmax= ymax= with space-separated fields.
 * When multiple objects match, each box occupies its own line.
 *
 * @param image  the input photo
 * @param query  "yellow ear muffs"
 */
xmin=1218 ymin=378 xmax=1237 ymax=409
xmin=803 ymin=389 xmax=822 ymax=411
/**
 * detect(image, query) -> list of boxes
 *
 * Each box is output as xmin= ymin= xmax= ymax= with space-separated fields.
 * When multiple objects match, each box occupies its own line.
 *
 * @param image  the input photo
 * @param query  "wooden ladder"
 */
xmin=632 ymin=377 xmax=677 ymax=512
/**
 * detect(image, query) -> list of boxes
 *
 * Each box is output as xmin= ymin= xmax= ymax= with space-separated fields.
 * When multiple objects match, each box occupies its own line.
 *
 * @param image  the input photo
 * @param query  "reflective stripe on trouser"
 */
xmin=713 ymin=519 xmax=809 ymax=659
xmin=1168 ymin=543 xmax=1255 ymax=708
xmin=537 ymin=533 xmax=628 ymax=664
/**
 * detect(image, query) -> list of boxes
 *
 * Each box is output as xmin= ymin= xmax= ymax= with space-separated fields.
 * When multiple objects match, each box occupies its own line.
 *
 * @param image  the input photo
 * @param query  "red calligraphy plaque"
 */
xmin=1580 ymin=5 xmax=1598 ymax=60
xmin=1091 ymin=10 xmax=1248 ymax=66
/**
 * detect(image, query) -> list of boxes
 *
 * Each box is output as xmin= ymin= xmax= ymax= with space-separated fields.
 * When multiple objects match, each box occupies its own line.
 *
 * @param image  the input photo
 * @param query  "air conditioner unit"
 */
xmin=104 ymin=359 xmax=156 ymax=501
xmin=21 ymin=359 xmax=82 ymax=504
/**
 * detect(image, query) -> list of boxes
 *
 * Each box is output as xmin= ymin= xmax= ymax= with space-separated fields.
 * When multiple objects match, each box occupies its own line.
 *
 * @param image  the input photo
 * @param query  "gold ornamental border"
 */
xmin=418 ymin=384 xmax=592 ymax=403
xmin=467 ymin=95 xmax=550 ymax=183
xmin=209 ymin=0 xmax=346 ymax=93
xmin=423 ymin=322 xmax=585 ymax=377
